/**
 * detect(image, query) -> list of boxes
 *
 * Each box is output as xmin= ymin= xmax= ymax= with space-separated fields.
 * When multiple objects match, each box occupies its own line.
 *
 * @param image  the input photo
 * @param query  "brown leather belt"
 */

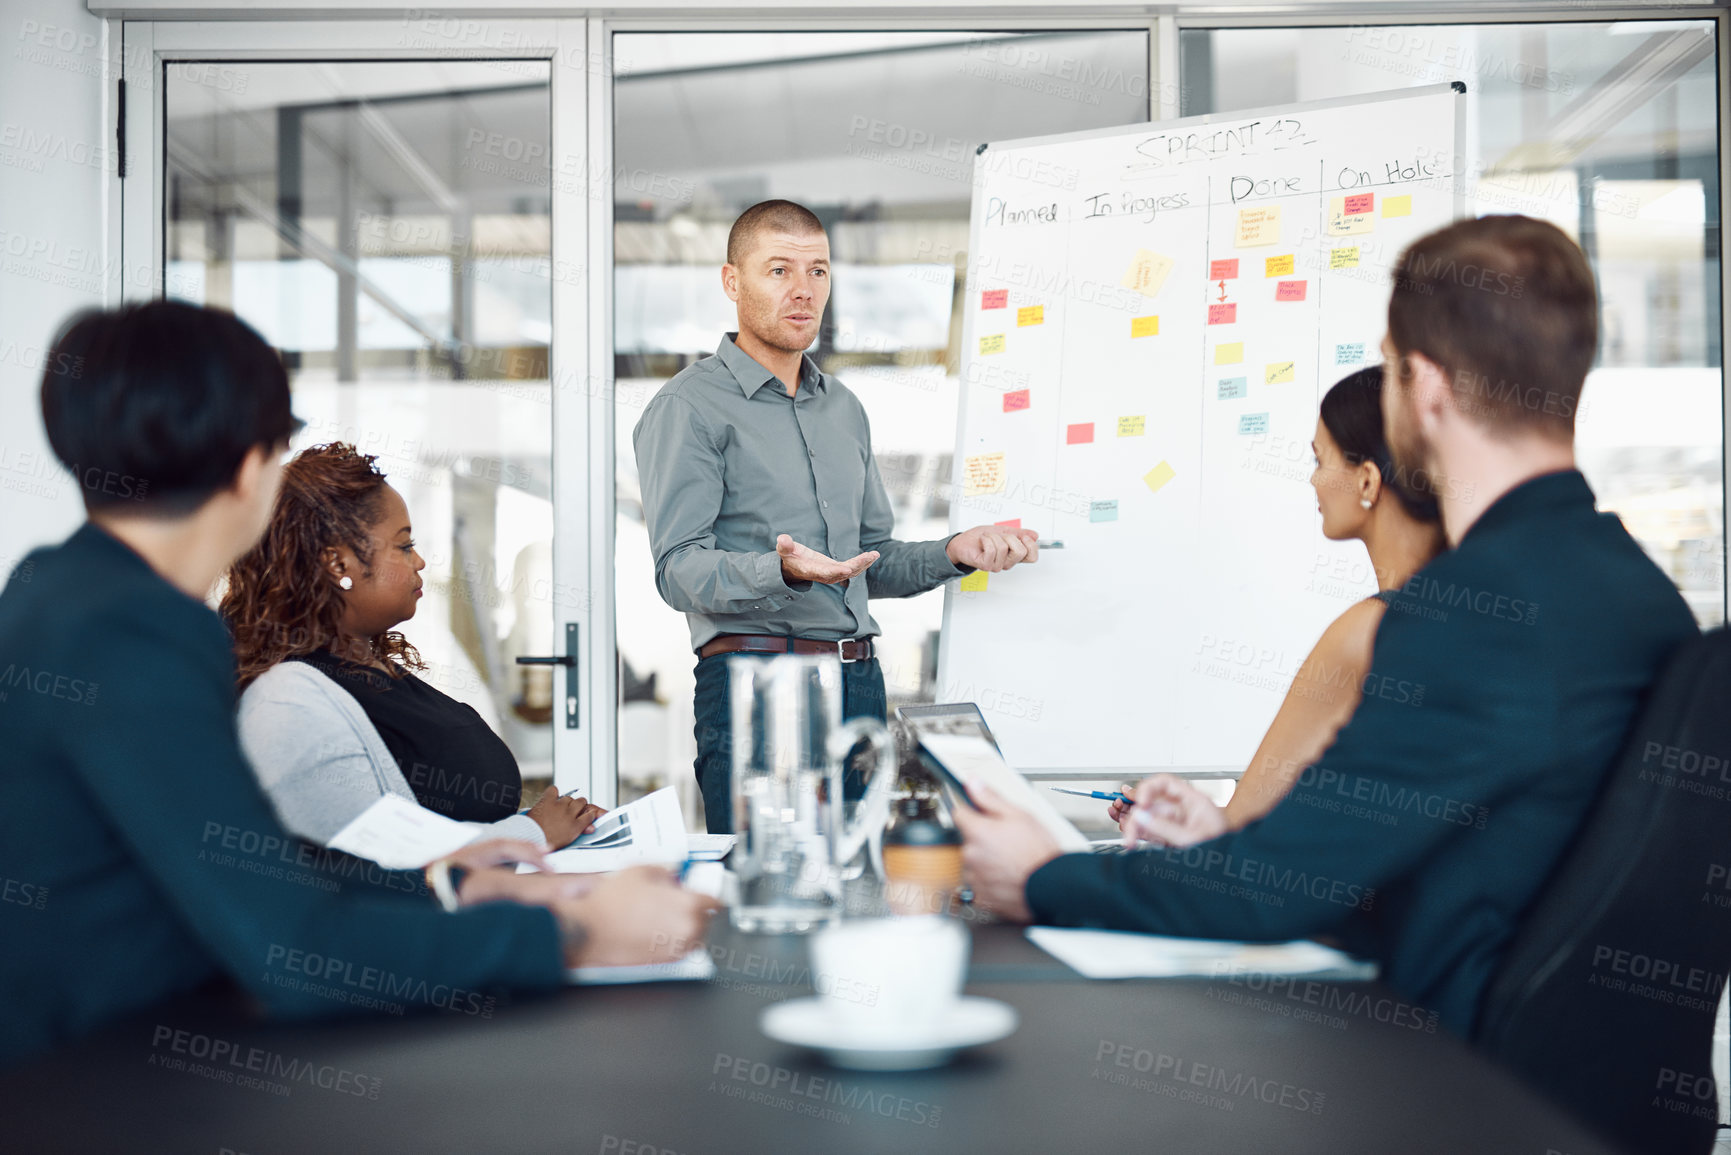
xmin=699 ymin=634 xmax=874 ymax=663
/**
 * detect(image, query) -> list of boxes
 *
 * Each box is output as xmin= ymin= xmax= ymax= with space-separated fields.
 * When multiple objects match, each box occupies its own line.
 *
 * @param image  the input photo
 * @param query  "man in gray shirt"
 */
xmin=634 ymin=200 xmax=1038 ymax=832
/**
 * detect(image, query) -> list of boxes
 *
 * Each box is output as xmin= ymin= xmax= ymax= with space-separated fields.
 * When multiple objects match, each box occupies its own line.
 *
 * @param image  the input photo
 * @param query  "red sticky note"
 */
xmin=994 ymin=518 xmax=1022 ymax=529
xmin=1343 ymin=193 xmax=1374 ymax=215
xmin=1275 ymin=280 xmax=1307 ymax=302
xmin=1003 ymin=389 xmax=1030 ymax=412
xmin=1207 ymin=303 xmax=1237 ymax=325
xmin=1066 ymin=423 xmax=1095 ymax=445
xmin=1209 ymin=259 xmax=1239 ymax=280
xmin=981 ymin=289 xmax=1008 ymax=309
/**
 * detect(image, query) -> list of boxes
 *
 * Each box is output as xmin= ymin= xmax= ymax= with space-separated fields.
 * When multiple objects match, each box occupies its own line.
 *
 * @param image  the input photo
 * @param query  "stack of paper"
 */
xmin=326 ymin=794 xmax=481 ymax=870
xmin=1027 ymin=927 xmax=1376 ymax=981
xmin=567 ymin=949 xmax=716 ymax=986
xmin=528 ymin=787 xmax=690 ymax=874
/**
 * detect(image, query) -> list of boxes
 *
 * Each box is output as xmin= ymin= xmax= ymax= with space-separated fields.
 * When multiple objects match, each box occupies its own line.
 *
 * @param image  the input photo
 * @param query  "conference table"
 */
xmin=0 ymin=913 xmax=1622 ymax=1155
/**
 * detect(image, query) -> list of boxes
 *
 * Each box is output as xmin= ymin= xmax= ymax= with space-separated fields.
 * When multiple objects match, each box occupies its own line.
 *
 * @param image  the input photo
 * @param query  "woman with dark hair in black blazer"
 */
xmin=0 ymin=300 xmax=716 ymax=1065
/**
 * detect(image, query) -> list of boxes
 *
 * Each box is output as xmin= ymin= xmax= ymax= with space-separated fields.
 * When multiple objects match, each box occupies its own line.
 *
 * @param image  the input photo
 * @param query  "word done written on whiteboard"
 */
xmin=945 ymin=85 xmax=1464 ymax=774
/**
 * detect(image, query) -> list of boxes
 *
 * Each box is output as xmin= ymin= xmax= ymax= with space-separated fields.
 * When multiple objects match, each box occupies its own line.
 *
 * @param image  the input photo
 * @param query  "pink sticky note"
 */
xmin=981 ymin=289 xmax=1008 ymax=309
xmin=1343 ymin=193 xmax=1374 ymax=216
xmin=1003 ymin=389 xmax=1030 ymax=412
xmin=994 ymin=518 xmax=1022 ymax=529
xmin=1275 ymin=280 xmax=1307 ymax=302
xmin=1209 ymin=259 xmax=1239 ymax=280
xmin=1208 ymin=303 xmax=1237 ymax=325
xmin=1066 ymin=423 xmax=1095 ymax=445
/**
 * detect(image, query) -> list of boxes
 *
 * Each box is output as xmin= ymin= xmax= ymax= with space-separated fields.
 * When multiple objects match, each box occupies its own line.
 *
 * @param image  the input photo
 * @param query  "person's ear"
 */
xmin=1406 ymin=351 xmax=1453 ymax=436
xmin=229 ymin=444 xmax=278 ymax=513
xmin=1359 ymin=461 xmax=1384 ymax=509
xmin=721 ymin=263 xmax=740 ymax=303
xmin=319 ymin=546 xmax=345 ymax=580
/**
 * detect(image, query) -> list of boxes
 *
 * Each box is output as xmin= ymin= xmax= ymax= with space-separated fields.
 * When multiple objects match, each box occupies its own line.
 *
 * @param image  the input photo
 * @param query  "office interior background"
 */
xmin=0 ymin=0 xmax=1725 ymax=1128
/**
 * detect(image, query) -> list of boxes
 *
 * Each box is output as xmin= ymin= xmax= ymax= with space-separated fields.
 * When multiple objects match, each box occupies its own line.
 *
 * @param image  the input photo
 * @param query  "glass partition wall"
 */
xmin=165 ymin=62 xmax=560 ymax=780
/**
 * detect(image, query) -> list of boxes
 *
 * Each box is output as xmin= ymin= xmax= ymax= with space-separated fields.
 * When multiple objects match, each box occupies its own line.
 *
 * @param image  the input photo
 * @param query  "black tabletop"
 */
xmin=0 ymin=919 xmax=1621 ymax=1155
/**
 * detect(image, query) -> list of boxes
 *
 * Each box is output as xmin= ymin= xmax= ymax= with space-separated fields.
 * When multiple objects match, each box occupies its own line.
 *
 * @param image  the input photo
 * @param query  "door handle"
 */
xmin=515 ymin=622 xmax=579 ymax=728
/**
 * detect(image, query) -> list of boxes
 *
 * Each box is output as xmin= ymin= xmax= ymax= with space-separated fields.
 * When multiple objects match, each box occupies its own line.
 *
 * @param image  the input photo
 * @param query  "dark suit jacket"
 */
xmin=1028 ymin=471 xmax=1698 ymax=1034
xmin=0 ymin=524 xmax=563 ymax=1064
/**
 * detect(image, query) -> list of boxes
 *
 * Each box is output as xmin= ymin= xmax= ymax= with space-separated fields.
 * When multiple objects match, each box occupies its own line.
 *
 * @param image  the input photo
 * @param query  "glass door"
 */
xmin=123 ymin=20 xmax=613 ymax=801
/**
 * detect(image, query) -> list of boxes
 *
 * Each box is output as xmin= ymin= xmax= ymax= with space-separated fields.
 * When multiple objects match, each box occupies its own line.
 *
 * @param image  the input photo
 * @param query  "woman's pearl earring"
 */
xmin=339 ymin=576 xmax=354 ymax=591
xmin=1360 ymin=498 xmax=1373 ymax=510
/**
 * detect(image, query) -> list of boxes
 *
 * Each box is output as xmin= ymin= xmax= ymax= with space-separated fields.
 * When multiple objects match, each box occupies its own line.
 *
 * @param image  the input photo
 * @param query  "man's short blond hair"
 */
xmin=726 ymin=200 xmax=825 ymax=267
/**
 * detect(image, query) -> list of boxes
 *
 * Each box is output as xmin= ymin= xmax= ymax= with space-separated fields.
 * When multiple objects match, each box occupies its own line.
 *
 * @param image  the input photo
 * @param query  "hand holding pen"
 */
xmin=1106 ymin=775 xmax=1229 ymax=849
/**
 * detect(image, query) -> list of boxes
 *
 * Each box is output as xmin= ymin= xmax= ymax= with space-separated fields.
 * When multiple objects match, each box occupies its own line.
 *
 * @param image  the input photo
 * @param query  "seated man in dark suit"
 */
xmin=955 ymin=215 xmax=1699 ymax=1037
xmin=0 ymin=301 xmax=717 ymax=1065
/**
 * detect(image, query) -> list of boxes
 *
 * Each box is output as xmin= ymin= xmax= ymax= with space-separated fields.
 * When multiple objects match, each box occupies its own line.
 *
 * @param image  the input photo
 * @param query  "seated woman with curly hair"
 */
xmin=223 ymin=443 xmax=605 ymax=850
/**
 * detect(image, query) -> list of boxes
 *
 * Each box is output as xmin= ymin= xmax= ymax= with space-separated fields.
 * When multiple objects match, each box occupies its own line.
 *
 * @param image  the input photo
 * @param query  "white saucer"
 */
xmin=759 ymin=997 xmax=1018 ymax=1071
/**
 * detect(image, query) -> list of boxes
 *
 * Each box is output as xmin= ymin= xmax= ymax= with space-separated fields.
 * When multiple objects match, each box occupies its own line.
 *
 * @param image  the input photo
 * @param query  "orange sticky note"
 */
xmin=1067 ymin=423 xmax=1095 ymax=445
xmin=1017 ymin=305 xmax=1044 ymax=327
xmin=1275 ymin=280 xmax=1307 ymax=302
xmin=1003 ymin=389 xmax=1030 ymax=412
xmin=1264 ymin=254 xmax=1295 ymax=277
xmin=963 ymin=452 xmax=1006 ymax=496
xmin=981 ymin=289 xmax=1008 ymax=309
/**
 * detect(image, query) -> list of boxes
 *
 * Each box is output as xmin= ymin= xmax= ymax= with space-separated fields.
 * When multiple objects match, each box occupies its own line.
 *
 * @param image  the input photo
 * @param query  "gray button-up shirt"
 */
xmin=633 ymin=333 xmax=966 ymax=651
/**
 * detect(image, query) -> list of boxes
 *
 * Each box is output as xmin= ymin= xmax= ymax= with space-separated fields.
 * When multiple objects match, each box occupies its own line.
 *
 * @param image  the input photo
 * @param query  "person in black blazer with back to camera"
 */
xmin=955 ymin=216 xmax=1699 ymax=1038
xmin=0 ymin=300 xmax=718 ymax=1065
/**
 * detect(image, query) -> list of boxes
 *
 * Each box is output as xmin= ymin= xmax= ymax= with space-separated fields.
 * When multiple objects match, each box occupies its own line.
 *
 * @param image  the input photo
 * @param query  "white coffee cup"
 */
xmin=808 ymin=916 xmax=968 ymax=1031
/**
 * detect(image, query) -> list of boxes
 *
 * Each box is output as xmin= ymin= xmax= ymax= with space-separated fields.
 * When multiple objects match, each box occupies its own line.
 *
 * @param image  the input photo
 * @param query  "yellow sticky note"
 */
xmin=1265 ymin=361 xmax=1296 ymax=384
xmin=1143 ymin=461 xmax=1176 ymax=494
xmin=1130 ymin=315 xmax=1160 ymax=339
xmin=1017 ymin=305 xmax=1044 ymax=327
xmin=1264 ymin=254 xmax=1295 ymax=278
xmin=1330 ymin=247 xmax=1360 ymax=270
xmin=959 ymin=570 xmax=988 ymax=593
xmin=1117 ymin=416 xmax=1146 ymax=437
xmin=1382 ymin=195 xmax=1413 ymax=218
xmin=962 ymin=452 xmax=1006 ymax=497
xmin=1235 ymin=205 xmax=1281 ymax=248
xmin=1215 ymin=342 xmax=1244 ymax=365
xmin=1327 ymin=197 xmax=1375 ymax=237
xmin=1121 ymin=250 xmax=1175 ymax=297
xmin=979 ymin=334 xmax=1005 ymax=355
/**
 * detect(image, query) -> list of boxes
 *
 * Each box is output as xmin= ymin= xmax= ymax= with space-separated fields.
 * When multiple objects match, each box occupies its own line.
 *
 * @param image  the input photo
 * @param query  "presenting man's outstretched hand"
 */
xmin=947 ymin=525 xmax=1040 ymax=573
xmin=777 ymin=533 xmax=880 ymax=585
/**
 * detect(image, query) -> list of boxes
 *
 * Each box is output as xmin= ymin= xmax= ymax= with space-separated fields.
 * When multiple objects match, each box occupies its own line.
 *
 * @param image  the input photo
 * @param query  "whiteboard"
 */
xmin=940 ymin=85 xmax=1465 ymax=776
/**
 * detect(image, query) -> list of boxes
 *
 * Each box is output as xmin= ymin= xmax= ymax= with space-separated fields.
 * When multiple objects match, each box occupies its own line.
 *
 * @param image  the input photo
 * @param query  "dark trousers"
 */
xmin=692 ymin=651 xmax=887 ymax=834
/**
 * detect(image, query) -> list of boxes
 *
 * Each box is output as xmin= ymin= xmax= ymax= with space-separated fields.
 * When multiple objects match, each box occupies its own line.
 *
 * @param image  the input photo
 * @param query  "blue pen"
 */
xmin=1049 ymin=787 xmax=1132 ymax=805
